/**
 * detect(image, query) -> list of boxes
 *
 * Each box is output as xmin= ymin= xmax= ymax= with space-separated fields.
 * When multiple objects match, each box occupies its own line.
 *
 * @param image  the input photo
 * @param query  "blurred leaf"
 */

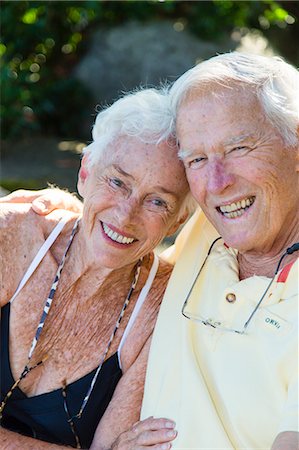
xmin=1 ymin=0 xmax=297 ymax=140
xmin=21 ymin=8 xmax=39 ymax=24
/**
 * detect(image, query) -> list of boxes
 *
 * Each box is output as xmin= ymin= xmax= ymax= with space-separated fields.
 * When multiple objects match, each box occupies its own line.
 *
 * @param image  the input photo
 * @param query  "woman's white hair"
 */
xmin=169 ymin=52 xmax=299 ymax=147
xmin=84 ymin=87 xmax=197 ymax=219
xmin=87 ymin=88 xmax=174 ymax=165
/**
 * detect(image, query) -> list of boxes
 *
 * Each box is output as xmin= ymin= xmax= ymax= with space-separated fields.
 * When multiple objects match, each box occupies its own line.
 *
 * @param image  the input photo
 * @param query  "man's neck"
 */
xmin=238 ymin=244 xmax=298 ymax=280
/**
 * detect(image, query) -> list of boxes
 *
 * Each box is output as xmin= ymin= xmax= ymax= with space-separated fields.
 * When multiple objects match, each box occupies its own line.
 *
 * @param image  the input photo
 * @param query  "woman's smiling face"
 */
xmin=78 ymin=135 xmax=190 ymax=269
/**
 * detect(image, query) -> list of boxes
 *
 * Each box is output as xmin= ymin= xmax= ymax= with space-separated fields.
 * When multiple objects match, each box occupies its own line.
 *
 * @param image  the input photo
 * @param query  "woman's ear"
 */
xmin=77 ymin=155 xmax=90 ymax=197
xmin=296 ymin=126 xmax=299 ymax=173
xmin=166 ymin=212 xmax=189 ymax=237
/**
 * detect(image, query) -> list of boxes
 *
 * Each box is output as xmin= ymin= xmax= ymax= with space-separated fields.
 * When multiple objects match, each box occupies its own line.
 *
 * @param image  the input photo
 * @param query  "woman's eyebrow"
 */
xmin=112 ymin=166 xmax=179 ymax=198
xmin=112 ymin=164 xmax=134 ymax=179
xmin=151 ymin=186 xmax=180 ymax=197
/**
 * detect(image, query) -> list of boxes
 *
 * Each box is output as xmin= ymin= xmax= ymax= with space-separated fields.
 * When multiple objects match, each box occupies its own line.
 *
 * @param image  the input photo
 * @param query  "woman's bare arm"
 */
xmin=91 ymin=338 xmax=150 ymax=449
xmin=0 ymin=339 xmax=176 ymax=450
xmin=0 ymin=428 xmax=70 ymax=450
xmin=90 ymin=338 xmax=177 ymax=450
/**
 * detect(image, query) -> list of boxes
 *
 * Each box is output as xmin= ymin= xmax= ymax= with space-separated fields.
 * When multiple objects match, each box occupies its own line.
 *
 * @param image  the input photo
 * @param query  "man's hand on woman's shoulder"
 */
xmin=0 ymin=187 xmax=83 ymax=215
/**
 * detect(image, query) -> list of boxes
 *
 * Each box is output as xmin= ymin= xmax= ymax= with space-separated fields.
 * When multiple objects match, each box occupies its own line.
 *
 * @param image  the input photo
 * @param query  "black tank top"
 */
xmin=0 ymin=303 xmax=122 ymax=448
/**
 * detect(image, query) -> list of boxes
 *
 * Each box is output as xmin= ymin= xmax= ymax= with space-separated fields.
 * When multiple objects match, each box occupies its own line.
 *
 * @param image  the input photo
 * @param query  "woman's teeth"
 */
xmin=102 ymin=222 xmax=135 ymax=244
xmin=218 ymin=197 xmax=255 ymax=219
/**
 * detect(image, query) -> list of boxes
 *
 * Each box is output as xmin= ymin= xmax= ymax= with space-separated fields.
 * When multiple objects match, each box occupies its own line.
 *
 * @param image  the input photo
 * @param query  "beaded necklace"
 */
xmin=1 ymin=218 xmax=143 ymax=449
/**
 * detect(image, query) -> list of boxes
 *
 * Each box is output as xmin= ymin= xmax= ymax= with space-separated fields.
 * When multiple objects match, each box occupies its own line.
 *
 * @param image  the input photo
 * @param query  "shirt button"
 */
xmin=226 ymin=293 xmax=236 ymax=303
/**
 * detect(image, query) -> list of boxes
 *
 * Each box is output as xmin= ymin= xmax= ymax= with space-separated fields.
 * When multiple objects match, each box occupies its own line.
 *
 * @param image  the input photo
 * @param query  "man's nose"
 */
xmin=206 ymin=160 xmax=235 ymax=194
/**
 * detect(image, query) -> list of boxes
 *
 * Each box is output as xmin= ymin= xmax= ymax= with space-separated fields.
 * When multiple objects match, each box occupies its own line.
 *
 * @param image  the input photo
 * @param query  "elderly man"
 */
xmin=140 ymin=52 xmax=299 ymax=450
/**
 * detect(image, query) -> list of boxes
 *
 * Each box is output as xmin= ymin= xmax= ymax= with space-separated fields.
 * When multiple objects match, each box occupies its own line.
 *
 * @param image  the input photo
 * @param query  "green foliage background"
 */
xmin=1 ymin=0 xmax=298 ymax=141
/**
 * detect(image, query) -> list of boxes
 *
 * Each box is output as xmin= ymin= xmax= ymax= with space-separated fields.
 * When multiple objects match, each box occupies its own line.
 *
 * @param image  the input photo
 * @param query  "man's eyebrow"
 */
xmin=112 ymin=164 xmax=134 ymax=179
xmin=224 ymin=134 xmax=253 ymax=146
xmin=178 ymin=147 xmax=194 ymax=160
xmin=178 ymin=134 xmax=254 ymax=160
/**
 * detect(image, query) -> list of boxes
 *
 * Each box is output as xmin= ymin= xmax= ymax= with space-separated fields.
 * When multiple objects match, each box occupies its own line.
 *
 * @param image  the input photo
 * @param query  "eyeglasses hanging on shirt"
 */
xmin=181 ymin=239 xmax=299 ymax=334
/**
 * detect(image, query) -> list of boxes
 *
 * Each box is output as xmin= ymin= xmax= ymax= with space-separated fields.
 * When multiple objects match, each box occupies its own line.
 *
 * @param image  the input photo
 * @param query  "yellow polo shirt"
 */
xmin=141 ymin=209 xmax=298 ymax=449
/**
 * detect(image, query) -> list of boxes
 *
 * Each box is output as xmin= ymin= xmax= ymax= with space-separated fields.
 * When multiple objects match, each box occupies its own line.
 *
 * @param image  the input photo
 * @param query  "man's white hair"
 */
xmin=169 ymin=52 xmax=299 ymax=147
xmin=83 ymin=88 xmax=197 ymax=219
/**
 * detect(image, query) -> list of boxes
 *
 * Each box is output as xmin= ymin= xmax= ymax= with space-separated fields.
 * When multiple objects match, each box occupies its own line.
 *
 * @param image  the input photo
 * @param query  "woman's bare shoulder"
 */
xmin=0 ymin=204 xmax=46 ymax=254
xmin=40 ymin=209 xmax=80 ymax=237
xmin=0 ymin=203 xmax=57 ymax=241
xmin=119 ymin=256 xmax=173 ymax=371
xmin=0 ymin=202 xmax=32 ymax=227
xmin=0 ymin=205 xmax=43 ymax=304
xmin=0 ymin=203 xmax=78 ymax=235
xmin=0 ymin=205 xmax=76 ymax=305
xmin=134 ymin=255 xmax=173 ymax=326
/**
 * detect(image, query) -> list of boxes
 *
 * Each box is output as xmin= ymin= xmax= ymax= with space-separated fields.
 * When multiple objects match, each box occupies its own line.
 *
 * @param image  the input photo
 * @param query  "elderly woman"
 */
xmin=141 ymin=52 xmax=299 ymax=449
xmin=0 ymin=88 xmax=194 ymax=449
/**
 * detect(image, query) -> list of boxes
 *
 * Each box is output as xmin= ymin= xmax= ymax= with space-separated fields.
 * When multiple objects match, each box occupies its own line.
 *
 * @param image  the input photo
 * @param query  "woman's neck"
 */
xmin=62 ymin=223 xmax=153 ymax=294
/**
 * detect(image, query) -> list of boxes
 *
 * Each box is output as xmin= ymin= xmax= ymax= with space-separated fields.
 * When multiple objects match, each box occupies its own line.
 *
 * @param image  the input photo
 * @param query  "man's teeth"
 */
xmin=219 ymin=197 xmax=255 ymax=218
xmin=102 ymin=223 xmax=135 ymax=244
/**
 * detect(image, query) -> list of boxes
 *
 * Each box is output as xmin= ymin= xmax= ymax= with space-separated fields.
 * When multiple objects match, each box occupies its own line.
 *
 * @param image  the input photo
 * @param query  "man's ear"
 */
xmin=77 ymin=155 xmax=90 ymax=197
xmin=166 ymin=212 xmax=189 ymax=237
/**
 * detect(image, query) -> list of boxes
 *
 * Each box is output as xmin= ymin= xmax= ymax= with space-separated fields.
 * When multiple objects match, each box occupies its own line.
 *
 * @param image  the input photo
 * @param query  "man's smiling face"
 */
xmin=176 ymin=87 xmax=299 ymax=254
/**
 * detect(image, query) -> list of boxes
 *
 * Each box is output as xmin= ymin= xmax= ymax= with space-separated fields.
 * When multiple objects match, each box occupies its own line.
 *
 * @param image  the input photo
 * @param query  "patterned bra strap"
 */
xmin=117 ymin=252 xmax=159 ymax=362
xmin=26 ymin=218 xmax=80 ymax=361
xmin=10 ymin=213 xmax=74 ymax=304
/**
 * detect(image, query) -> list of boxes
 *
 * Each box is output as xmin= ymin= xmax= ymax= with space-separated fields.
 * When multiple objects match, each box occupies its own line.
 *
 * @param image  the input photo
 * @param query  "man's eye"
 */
xmin=230 ymin=146 xmax=250 ymax=155
xmin=187 ymin=157 xmax=206 ymax=169
xmin=234 ymin=146 xmax=246 ymax=151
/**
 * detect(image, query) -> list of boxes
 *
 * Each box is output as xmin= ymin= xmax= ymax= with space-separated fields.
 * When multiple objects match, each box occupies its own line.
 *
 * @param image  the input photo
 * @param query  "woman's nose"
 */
xmin=206 ymin=160 xmax=235 ymax=194
xmin=115 ymin=197 xmax=140 ymax=225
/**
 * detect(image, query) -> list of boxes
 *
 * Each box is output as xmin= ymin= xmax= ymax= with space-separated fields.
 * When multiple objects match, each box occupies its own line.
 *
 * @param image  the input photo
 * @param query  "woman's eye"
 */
xmin=109 ymin=177 xmax=124 ymax=188
xmin=152 ymin=198 xmax=165 ymax=207
xmin=149 ymin=198 xmax=169 ymax=210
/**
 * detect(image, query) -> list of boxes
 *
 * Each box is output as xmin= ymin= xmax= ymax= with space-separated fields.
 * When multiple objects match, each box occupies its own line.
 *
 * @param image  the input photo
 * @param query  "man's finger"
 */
xmin=31 ymin=198 xmax=52 ymax=214
xmin=136 ymin=428 xmax=177 ymax=446
xmin=133 ymin=417 xmax=176 ymax=433
xmin=0 ymin=189 xmax=48 ymax=203
xmin=151 ymin=443 xmax=172 ymax=450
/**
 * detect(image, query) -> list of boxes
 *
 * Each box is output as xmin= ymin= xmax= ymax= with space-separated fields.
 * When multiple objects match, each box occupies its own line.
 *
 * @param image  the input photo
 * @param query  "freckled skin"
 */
xmin=0 ymin=136 xmax=190 ymax=448
xmin=78 ymin=136 xmax=189 ymax=270
xmin=177 ymin=87 xmax=299 ymax=271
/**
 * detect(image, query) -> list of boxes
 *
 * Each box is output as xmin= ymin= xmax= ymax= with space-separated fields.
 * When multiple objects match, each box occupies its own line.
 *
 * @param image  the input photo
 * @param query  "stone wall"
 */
xmin=74 ymin=20 xmax=274 ymax=110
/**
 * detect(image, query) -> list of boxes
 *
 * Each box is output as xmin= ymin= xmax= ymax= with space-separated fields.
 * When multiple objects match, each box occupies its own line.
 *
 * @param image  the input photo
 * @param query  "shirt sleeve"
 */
xmin=277 ymin=361 xmax=299 ymax=432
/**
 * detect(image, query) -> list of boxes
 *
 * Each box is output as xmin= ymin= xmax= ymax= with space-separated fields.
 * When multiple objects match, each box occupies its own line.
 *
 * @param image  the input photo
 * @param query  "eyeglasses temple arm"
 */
xmin=181 ymin=237 xmax=222 ymax=316
xmin=243 ymin=249 xmax=293 ymax=331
